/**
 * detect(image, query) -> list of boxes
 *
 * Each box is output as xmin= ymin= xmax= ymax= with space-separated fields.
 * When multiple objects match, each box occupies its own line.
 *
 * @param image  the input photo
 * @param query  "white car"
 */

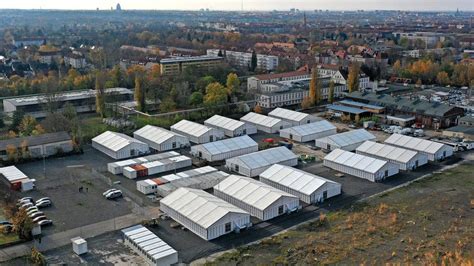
xmin=105 ymin=190 xmax=123 ymax=200
xmin=29 ymin=212 xmax=45 ymax=219
xmin=36 ymin=200 xmax=52 ymax=208
xmin=25 ymin=206 xmax=39 ymax=213
xmin=32 ymin=216 xmax=48 ymax=223
xmin=37 ymin=220 xmax=53 ymax=227
xmin=17 ymin=197 xmax=34 ymax=204
xmin=20 ymin=203 xmax=35 ymax=209
xmin=27 ymin=209 xmax=40 ymax=216
xmin=36 ymin=197 xmax=51 ymax=203
xmin=103 ymin=189 xmax=119 ymax=197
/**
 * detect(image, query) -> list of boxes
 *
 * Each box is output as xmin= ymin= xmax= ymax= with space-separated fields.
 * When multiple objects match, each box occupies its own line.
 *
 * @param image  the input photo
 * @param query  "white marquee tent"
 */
xmin=268 ymin=107 xmax=320 ymax=126
xmin=171 ymin=120 xmax=225 ymax=144
xmin=92 ymin=131 xmax=149 ymax=159
xmin=384 ymin=134 xmax=453 ymax=161
xmin=190 ymin=135 xmax=258 ymax=162
xmin=134 ymin=125 xmax=189 ymax=152
xmin=315 ymin=129 xmax=376 ymax=151
xmin=204 ymin=115 xmax=257 ymax=137
xmin=279 ymin=120 xmax=337 ymax=142
xmin=240 ymin=112 xmax=291 ymax=133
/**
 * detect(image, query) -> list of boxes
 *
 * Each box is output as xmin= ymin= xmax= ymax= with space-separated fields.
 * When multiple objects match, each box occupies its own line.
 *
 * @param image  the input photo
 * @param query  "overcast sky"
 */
xmin=0 ymin=0 xmax=472 ymax=11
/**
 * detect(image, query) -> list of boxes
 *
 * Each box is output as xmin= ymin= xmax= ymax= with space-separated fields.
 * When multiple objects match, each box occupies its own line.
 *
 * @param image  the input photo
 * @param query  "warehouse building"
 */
xmin=160 ymin=187 xmax=251 ymax=240
xmin=323 ymin=149 xmax=399 ymax=182
xmin=92 ymin=131 xmax=149 ymax=159
xmin=279 ymin=120 xmax=337 ymax=143
xmin=268 ymin=108 xmax=320 ymax=126
xmin=214 ymin=175 xmax=300 ymax=221
xmin=259 ymin=164 xmax=342 ymax=204
xmin=155 ymin=171 xmax=230 ymax=197
xmin=356 ymin=141 xmax=428 ymax=171
xmin=133 ymin=125 xmax=189 ymax=152
xmin=240 ymin=112 xmax=291 ymax=133
xmin=225 ymin=146 xmax=298 ymax=177
xmin=107 ymin=151 xmax=180 ymax=175
xmin=0 ymin=132 xmax=73 ymax=161
xmin=315 ymin=129 xmax=376 ymax=151
xmin=384 ymin=134 xmax=453 ymax=161
xmin=0 ymin=166 xmax=35 ymax=192
xmin=190 ymin=135 xmax=258 ymax=162
xmin=171 ymin=120 xmax=225 ymax=144
xmin=136 ymin=166 xmax=219 ymax=195
xmin=123 ymin=155 xmax=191 ymax=179
xmin=204 ymin=115 xmax=257 ymax=137
xmin=121 ymin=225 xmax=178 ymax=266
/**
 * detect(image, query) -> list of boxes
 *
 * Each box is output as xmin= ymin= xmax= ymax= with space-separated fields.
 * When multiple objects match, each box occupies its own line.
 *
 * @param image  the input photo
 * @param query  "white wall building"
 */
xmin=259 ymin=164 xmax=342 ymax=204
xmin=356 ymin=141 xmax=429 ymax=171
xmin=92 ymin=131 xmax=149 ymax=160
xmin=214 ymin=175 xmax=300 ymax=221
xmin=323 ymin=149 xmax=399 ymax=182
xmin=240 ymin=112 xmax=291 ymax=133
xmin=171 ymin=120 xmax=225 ymax=144
xmin=122 ymin=155 xmax=192 ymax=179
xmin=207 ymin=49 xmax=279 ymax=71
xmin=107 ymin=151 xmax=181 ymax=175
xmin=384 ymin=134 xmax=453 ymax=161
xmin=204 ymin=115 xmax=257 ymax=137
xmin=160 ymin=187 xmax=251 ymax=240
xmin=190 ymin=135 xmax=258 ymax=162
xmin=0 ymin=166 xmax=35 ymax=192
xmin=134 ymin=125 xmax=189 ymax=152
xmin=246 ymin=71 xmax=310 ymax=91
xmin=280 ymin=120 xmax=337 ymax=143
xmin=315 ymin=129 xmax=376 ymax=151
xmin=268 ymin=108 xmax=320 ymax=126
xmin=225 ymin=146 xmax=298 ymax=177
xmin=121 ymin=225 xmax=178 ymax=266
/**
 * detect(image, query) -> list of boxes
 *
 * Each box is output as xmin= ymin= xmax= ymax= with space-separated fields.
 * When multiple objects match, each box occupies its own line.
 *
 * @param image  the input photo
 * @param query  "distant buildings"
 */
xmin=207 ymin=49 xmax=279 ymax=71
xmin=64 ymin=53 xmax=87 ymax=69
xmin=159 ymin=55 xmax=223 ymax=75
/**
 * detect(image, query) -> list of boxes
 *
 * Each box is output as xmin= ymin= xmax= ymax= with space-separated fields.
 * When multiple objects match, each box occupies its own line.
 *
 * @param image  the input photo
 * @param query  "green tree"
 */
xmin=250 ymin=51 xmax=258 ymax=72
xmin=111 ymin=65 xmax=124 ymax=87
xmin=18 ymin=116 xmax=38 ymax=136
xmin=134 ymin=77 xmax=146 ymax=112
xmin=328 ymin=81 xmax=335 ymax=103
xmin=189 ymin=91 xmax=203 ymax=106
xmin=160 ymin=98 xmax=177 ymax=113
xmin=95 ymin=72 xmax=106 ymax=118
xmin=347 ymin=63 xmax=360 ymax=93
xmin=204 ymin=82 xmax=228 ymax=105
xmin=10 ymin=110 xmax=25 ymax=132
xmin=196 ymin=76 xmax=216 ymax=93
xmin=226 ymin=73 xmax=240 ymax=97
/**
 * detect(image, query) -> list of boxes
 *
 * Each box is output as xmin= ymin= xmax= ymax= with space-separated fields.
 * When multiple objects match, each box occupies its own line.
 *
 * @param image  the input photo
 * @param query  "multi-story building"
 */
xmin=64 ymin=53 xmax=87 ymax=69
xmin=393 ymin=32 xmax=445 ymax=47
xmin=316 ymin=64 xmax=370 ymax=90
xmin=247 ymin=71 xmax=310 ymax=91
xmin=159 ymin=55 xmax=223 ymax=75
xmin=38 ymin=50 xmax=62 ymax=65
xmin=207 ymin=49 xmax=279 ymax=71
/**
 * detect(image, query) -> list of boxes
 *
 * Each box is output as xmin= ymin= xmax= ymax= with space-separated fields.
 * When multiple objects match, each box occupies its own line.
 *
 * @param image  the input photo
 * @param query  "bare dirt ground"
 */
xmin=204 ymin=159 xmax=474 ymax=265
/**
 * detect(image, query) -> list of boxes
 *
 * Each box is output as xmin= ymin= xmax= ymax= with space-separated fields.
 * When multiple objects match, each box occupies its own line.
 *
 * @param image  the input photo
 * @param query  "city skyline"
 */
xmin=0 ymin=0 xmax=473 ymax=11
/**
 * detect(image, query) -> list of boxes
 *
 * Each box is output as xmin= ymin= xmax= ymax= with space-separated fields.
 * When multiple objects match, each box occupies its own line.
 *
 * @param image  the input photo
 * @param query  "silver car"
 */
xmin=36 ymin=200 xmax=52 ymax=208
xmin=37 ymin=220 xmax=53 ymax=226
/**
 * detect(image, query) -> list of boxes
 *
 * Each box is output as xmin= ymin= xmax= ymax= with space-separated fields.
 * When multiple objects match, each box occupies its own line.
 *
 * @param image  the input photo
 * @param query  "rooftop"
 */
xmin=160 ymin=55 xmax=223 ymax=64
xmin=0 ymin=132 xmax=71 ymax=151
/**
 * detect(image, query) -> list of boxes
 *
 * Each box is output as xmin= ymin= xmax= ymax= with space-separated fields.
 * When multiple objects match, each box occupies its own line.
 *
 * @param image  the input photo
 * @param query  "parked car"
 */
xmin=17 ymin=197 xmax=34 ymax=204
xmin=29 ymin=212 xmax=45 ymax=219
xmin=32 ymin=216 xmax=47 ymax=223
xmin=37 ymin=220 xmax=53 ymax=227
xmin=0 ymin=220 xmax=12 ymax=226
xmin=36 ymin=200 xmax=52 ymax=208
xmin=103 ymin=189 xmax=119 ymax=197
xmin=36 ymin=197 xmax=51 ymax=203
xmin=27 ymin=209 xmax=40 ymax=216
xmin=25 ymin=206 xmax=39 ymax=213
xmin=105 ymin=190 xmax=123 ymax=200
xmin=20 ymin=203 xmax=35 ymax=209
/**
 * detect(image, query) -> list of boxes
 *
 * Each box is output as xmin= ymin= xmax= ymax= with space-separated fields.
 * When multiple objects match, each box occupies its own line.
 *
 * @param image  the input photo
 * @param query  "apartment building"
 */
xmin=207 ymin=49 xmax=279 ymax=71
xmin=159 ymin=55 xmax=223 ymax=75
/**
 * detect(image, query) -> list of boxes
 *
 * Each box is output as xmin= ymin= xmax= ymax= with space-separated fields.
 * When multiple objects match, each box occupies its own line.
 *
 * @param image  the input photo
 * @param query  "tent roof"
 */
xmin=356 ymin=141 xmax=419 ymax=163
xmin=195 ymin=135 xmax=257 ymax=156
xmin=226 ymin=146 xmax=297 ymax=170
xmin=324 ymin=149 xmax=389 ymax=174
xmin=92 ymin=131 xmax=146 ymax=152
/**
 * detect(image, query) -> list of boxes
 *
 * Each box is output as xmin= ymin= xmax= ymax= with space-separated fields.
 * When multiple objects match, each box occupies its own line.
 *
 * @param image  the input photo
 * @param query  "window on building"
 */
xmin=278 ymin=205 xmax=284 ymax=215
xmin=225 ymin=222 xmax=231 ymax=232
xmin=172 ymin=142 xmax=177 ymax=148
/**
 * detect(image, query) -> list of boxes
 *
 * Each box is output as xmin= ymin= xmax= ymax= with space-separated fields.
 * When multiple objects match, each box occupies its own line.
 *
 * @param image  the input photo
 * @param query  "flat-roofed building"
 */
xmin=160 ymin=55 xmax=223 ymax=75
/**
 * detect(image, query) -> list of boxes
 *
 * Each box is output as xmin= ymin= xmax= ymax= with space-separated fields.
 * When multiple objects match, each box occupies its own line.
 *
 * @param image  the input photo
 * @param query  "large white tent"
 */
xmin=225 ymin=146 xmax=298 ymax=177
xmin=384 ymin=134 xmax=453 ymax=161
xmin=323 ymin=149 xmax=399 ymax=182
xmin=240 ymin=112 xmax=291 ymax=133
xmin=190 ymin=135 xmax=258 ymax=162
xmin=204 ymin=115 xmax=257 ymax=137
xmin=356 ymin=141 xmax=428 ymax=171
xmin=160 ymin=187 xmax=251 ymax=240
xmin=279 ymin=120 xmax=337 ymax=143
xmin=133 ymin=125 xmax=189 ymax=152
xmin=259 ymin=164 xmax=341 ymax=204
xmin=315 ymin=129 xmax=376 ymax=151
xmin=214 ymin=175 xmax=300 ymax=221
xmin=268 ymin=108 xmax=320 ymax=126
xmin=92 ymin=131 xmax=149 ymax=159
xmin=171 ymin=120 xmax=225 ymax=144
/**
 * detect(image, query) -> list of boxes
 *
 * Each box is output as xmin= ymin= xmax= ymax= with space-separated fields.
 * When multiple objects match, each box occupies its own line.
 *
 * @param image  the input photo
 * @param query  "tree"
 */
xmin=10 ymin=110 xmax=25 ymax=132
xmin=254 ymin=105 xmax=263 ymax=114
xmin=111 ymin=65 xmax=124 ymax=87
xmin=250 ymin=51 xmax=258 ymax=72
xmin=328 ymin=81 xmax=335 ymax=103
xmin=196 ymin=76 xmax=216 ymax=93
xmin=6 ymin=144 xmax=18 ymax=162
xmin=134 ymin=77 xmax=146 ymax=112
xmin=160 ymin=98 xmax=177 ymax=113
xmin=11 ymin=208 xmax=33 ymax=240
xmin=393 ymin=60 xmax=401 ymax=75
xmin=30 ymin=248 xmax=46 ymax=266
xmin=41 ymin=113 xmax=71 ymax=133
xmin=347 ymin=63 xmax=360 ymax=93
xmin=226 ymin=73 xmax=240 ymax=98
xmin=436 ymin=71 xmax=450 ymax=86
xmin=18 ymin=116 xmax=38 ymax=136
xmin=95 ymin=72 xmax=106 ymax=118
xmin=189 ymin=91 xmax=203 ymax=106
xmin=204 ymin=82 xmax=228 ymax=105
xmin=301 ymin=96 xmax=312 ymax=110
xmin=309 ymin=68 xmax=318 ymax=105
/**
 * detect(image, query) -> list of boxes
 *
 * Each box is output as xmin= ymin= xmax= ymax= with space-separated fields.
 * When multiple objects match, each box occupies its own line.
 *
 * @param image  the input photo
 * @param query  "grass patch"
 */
xmin=0 ymin=233 xmax=20 ymax=245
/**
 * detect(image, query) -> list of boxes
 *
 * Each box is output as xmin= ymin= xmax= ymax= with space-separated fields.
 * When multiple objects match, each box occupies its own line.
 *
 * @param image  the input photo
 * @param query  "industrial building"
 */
xmin=384 ymin=134 xmax=453 ymax=161
xmin=268 ymin=108 xmax=320 ymax=126
xmin=279 ymin=120 xmax=337 ymax=143
xmin=133 ymin=125 xmax=190 ymax=152
xmin=121 ymin=225 xmax=178 ymax=266
xmin=240 ymin=112 xmax=291 ymax=133
xmin=0 ymin=166 xmax=35 ymax=192
xmin=259 ymin=164 xmax=342 ymax=204
xmin=204 ymin=115 xmax=257 ymax=137
xmin=0 ymin=132 xmax=73 ymax=161
xmin=160 ymin=187 xmax=251 ymax=240
xmin=356 ymin=141 xmax=429 ymax=171
xmin=323 ymin=149 xmax=400 ymax=182
xmin=315 ymin=129 xmax=376 ymax=151
xmin=190 ymin=135 xmax=258 ymax=162
xmin=171 ymin=120 xmax=225 ymax=144
xmin=213 ymin=175 xmax=300 ymax=221
xmin=123 ymin=155 xmax=192 ymax=179
xmin=225 ymin=146 xmax=298 ymax=177
xmin=107 ymin=151 xmax=180 ymax=175
xmin=155 ymin=171 xmax=230 ymax=197
xmin=92 ymin=131 xmax=149 ymax=160
xmin=159 ymin=55 xmax=223 ymax=75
